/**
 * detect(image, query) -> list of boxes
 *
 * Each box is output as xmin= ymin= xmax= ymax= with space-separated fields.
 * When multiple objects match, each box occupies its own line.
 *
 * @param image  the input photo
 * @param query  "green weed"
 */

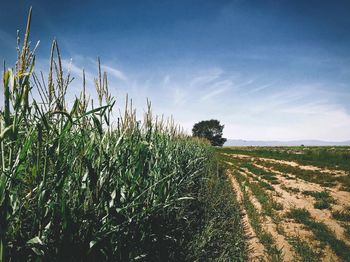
xmin=288 ymin=236 xmax=321 ymax=262
xmin=344 ymin=225 xmax=350 ymax=239
xmin=302 ymin=190 xmax=335 ymax=210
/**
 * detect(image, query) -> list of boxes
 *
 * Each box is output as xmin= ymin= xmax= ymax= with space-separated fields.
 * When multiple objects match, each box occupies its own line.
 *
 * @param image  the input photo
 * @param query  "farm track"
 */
xmin=223 ymin=153 xmax=350 ymax=262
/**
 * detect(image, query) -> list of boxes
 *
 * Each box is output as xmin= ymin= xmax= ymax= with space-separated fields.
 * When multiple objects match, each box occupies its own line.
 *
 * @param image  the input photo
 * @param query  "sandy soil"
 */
xmin=224 ymin=153 xmax=350 ymax=262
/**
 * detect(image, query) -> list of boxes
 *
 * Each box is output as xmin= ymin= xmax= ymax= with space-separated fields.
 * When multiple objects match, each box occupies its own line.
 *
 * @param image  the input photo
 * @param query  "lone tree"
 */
xmin=192 ymin=119 xmax=227 ymax=146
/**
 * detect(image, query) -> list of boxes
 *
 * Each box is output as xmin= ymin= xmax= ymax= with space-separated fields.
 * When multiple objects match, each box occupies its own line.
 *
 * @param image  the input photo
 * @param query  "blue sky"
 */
xmin=1 ymin=0 xmax=350 ymax=141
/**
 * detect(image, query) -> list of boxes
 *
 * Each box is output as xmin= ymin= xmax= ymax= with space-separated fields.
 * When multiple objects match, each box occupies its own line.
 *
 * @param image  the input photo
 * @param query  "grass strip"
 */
xmin=189 ymin=164 xmax=246 ymax=261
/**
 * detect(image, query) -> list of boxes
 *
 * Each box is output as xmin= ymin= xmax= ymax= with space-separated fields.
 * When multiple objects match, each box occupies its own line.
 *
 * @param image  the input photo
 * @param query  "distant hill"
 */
xmin=224 ymin=139 xmax=350 ymax=147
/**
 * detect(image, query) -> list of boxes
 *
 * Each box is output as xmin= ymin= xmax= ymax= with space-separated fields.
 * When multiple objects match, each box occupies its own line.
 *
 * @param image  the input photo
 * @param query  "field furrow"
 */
xmin=237 ymin=170 xmax=295 ymax=261
xmin=221 ymin=150 xmax=350 ymax=262
xmin=227 ymin=171 xmax=267 ymax=261
xmin=226 ymin=163 xmax=294 ymax=261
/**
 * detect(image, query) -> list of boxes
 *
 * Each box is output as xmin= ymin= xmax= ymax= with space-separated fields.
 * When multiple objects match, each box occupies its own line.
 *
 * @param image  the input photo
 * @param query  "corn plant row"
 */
xmin=0 ymin=8 xmax=213 ymax=261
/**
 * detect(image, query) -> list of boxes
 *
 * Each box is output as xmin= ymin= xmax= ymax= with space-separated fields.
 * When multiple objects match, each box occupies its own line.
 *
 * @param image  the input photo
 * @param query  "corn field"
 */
xmin=0 ymin=8 xmax=215 ymax=261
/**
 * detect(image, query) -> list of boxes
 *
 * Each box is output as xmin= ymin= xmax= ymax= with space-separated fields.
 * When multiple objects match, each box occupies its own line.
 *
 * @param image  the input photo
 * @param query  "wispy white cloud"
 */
xmin=200 ymin=80 xmax=232 ymax=101
xmin=189 ymin=68 xmax=223 ymax=88
xmin=220 ymin=83 xmax=350 ymax=141
xmin=224 ymin=105 xmax=350 ymax=141
xmin=200 ymin=86 xmax=229 ymax=101
xmin=31 ymin=56 xmax=350 ymax=141
xmin=101 ymin=64 xmax=127 ymax=81
xmin=247 ymin=83 xmax=274 ymax=94
xmin=61 ymin=58 xmax=94 ymax=82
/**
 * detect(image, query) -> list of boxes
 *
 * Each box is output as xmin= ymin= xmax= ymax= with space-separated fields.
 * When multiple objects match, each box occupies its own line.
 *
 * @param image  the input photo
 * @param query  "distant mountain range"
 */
xmin=225 ymin=139 xmax=350 ymax=147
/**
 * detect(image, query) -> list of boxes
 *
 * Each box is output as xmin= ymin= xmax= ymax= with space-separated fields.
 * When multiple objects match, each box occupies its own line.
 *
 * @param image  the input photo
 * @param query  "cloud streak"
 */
xmin=101 ymin=64 xmax=127 ymax=81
